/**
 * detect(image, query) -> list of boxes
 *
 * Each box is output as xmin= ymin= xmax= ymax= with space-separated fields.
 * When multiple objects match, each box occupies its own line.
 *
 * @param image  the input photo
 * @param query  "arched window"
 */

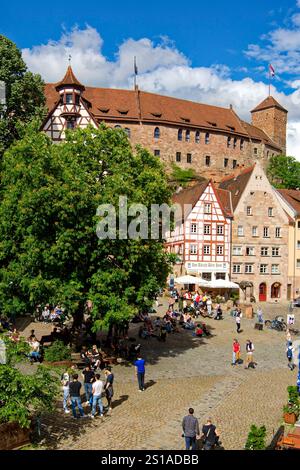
xmin=185 ymin=130 xmax=190 ymax=142
xmin=227 ymin=136 xmax=231 ymax=148
xmin=178 ymin=129 xmax=183 ymax=141
xmin=115 ymin=125 xmax=122 ymax=129
xmin=205 ymin=133 xmax=210 ymax=145
xmin=233 ymin=137 xmax=237 ymax=148
xmin=195 ymin=131 xmax=200 ymax=144
xmin=240 ymin=139 xmax=244 ymax=150
xmin=154 ymin=127 xmax=160 ymax=139
xmin=124 ymin=128 xmax=131 ymax=138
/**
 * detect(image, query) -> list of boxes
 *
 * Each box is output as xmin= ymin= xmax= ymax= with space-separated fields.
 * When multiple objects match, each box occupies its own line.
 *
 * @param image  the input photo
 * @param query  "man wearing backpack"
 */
xmin=287 ymin=341 xmax=295 ymax=371
xmin=201 ymin=418 xmax=220 ymax=450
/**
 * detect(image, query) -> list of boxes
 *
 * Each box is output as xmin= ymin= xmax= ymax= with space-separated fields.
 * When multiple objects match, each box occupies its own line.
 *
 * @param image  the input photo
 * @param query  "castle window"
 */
xmin=124 ymin=128 xmax=131 ymax=138
xmin=185 ymin=130 xmax=190 ymax=142
xmin=205 ymin=155 xmax=211 ymax=167
xmin=232 ymin=160 xmax=237 ymax=168
xmin=233 ymin=137 xmax=237 ymax=149
xmin=187 ymin=153 xmax=192 ymax=164
xmin=224 ymin=158 xmax=229 ymax=168
xmin=195 ymin=131 xmax=200 ymax=144
xmin=267 ymin=151 xmax=270 ymax=158
xmin=65 ymin=93 xmax=73 ymax=104
xmin=240 ymin=139 xmax=244 ymax=150
xmin=178 ymin=129 xmax=183 ymax=141
xmin=254 ymin=147 xmax=258 ymax=155
xmin=205 ymin=133 xmax=210 ymax=144
xmin=154 ymin=127 xmax=160 ymax=139
xmin=227 ymin=136 xmax=231 ymax=148
xmin=176 ymin=152 xmax=181 ymax=162
xmin=154 ymin=150 xmax=160 ymax=157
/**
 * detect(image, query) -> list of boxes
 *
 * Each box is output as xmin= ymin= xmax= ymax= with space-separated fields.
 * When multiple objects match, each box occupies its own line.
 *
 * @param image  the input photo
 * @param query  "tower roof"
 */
xmin=251 ymin=96 xmax=287 ymax=114
xmin=55 ymin=66 xmax=85 ymax=91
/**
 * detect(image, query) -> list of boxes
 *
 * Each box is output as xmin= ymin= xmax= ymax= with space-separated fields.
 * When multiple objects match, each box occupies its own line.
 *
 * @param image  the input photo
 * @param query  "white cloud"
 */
xmin=22 ymin=26 xmax=300 ymax=160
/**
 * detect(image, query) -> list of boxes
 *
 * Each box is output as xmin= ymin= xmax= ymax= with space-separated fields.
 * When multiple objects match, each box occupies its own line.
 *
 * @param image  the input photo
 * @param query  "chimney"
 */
xmin=230 ymin=104 xmax=233 ymax=110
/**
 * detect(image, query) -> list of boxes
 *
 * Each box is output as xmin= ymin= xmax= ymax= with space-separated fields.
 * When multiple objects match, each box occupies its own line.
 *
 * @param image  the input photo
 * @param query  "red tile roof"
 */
xmin=219 ymin=165 xmax=255 ymax=210
xmin=43 ymin=83 xmax=282 ymax=150
xmin=277 ymin=189 xmax=300 ymax=215
xmin=55 ymin=66 xmax=85 ymax=91
xmin=251 ymin=96 xmax=287 ymax=113
xmin=172 ymin=180 xmax=232 ymax=218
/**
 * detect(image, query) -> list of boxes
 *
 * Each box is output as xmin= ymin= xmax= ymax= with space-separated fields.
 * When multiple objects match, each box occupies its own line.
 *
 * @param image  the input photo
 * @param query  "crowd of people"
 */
xmin=61 ymin=365 xmax=114 ymax=419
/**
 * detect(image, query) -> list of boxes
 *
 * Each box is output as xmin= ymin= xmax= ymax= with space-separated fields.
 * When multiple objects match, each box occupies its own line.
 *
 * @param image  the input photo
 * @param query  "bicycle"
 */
xmin=264 ymin=318 xmax=287 ymax=332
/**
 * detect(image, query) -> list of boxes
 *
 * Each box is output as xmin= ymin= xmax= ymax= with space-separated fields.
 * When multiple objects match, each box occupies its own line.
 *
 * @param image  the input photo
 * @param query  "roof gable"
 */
xmin=219 ymin=166 xmax=255 ymax=210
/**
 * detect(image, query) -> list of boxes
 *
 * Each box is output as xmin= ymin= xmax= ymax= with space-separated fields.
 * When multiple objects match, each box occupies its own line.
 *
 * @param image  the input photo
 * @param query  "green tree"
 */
xmin=267 ymin=155 xmax=300 ymax=189
xmin=245 ymin=424 xmax=267 ymax=450
xmin=0 ymin=123 xmax=174 ymax=328
xmin=0 ymin=365 xmax=59 ymax=428
xmin=0 ymin=35 xmax=46 ymax=156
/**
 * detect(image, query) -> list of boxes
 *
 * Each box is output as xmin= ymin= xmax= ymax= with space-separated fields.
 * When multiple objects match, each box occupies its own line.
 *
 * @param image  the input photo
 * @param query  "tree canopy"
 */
xmin=0 ymin=123 xmax=174 ymax=329
xmin=267 ymin=155 xmax=300 ymax=189
xmin=0 ymin=35 xmax=46 ymax=157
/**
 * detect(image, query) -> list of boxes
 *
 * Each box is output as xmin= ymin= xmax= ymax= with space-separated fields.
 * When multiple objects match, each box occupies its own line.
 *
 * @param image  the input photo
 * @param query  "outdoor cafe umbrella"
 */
xmin=208 ymin=279 xmax=239 ymax=289
xmin=174 ymin=275 xmax=211 ymax=287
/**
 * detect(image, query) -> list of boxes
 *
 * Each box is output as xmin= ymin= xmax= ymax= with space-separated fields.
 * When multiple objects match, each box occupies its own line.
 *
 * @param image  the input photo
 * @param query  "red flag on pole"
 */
xmin=269 ymin=64 xmax=275 ymax=77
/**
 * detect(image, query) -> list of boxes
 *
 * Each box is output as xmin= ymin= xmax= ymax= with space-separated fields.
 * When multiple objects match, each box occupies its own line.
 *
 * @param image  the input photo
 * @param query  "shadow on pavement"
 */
xmin=112 ymin=394 xmax=129 ymax=409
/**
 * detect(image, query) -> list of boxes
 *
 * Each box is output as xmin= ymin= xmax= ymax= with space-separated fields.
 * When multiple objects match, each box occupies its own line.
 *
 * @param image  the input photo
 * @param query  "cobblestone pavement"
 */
xmin=17 ymin=301 xmax=300 ymax=450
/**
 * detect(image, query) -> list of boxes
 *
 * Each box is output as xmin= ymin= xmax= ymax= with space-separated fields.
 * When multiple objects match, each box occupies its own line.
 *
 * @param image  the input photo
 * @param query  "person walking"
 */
xmin=206 ymin=297 xmax=212 ymax=316
xmin=287 ymin=341 xmax=296 ymax=371
xmin=245 ymin=340 xmax=255 ymax=369
xmin=82 ymin=365 xmax=95 ymax=405
xmin=134 ymin=355 xmax=146 ymax=391
xmin=182 ymin=408 xmax=200 ymax=450
xmin=232 ymin=339 xmax=240 ymax=366
xmin=104 ymin=366 xmax=114 ymax=412
xmin=201 ymin=418 xmax=220 ymax=450
xmin=61 ymin=368 xmax=70 ymax=414
xmin=69 ymin=374 xmax=85 ymax=419
xmin=235 ymin=309 xmax=242 ymax=333
xmin=90 ymin=374 xmax=104 ymax=418
xmin=257 ymin=307 xmax=263 ymax=324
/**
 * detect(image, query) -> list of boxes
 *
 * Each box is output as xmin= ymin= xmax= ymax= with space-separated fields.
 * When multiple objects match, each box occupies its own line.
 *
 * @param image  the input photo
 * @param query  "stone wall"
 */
xmin=104 ymin=120 xmax=280 ymax=182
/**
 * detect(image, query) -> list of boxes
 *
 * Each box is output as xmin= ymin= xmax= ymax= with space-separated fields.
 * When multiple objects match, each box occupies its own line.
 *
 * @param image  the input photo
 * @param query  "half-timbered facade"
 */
xmin=43 ymin=66 xmax=97 ymax=141
xmin=165 ymin=181 xmax=233 ymax=279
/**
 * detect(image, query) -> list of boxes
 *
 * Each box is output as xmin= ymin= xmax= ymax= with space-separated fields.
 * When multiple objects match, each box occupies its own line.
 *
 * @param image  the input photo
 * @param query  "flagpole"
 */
xmin=269 ymin=67 xmax=271 ymax=97
xmin=134 ymin=56 xmax=137 ymax=90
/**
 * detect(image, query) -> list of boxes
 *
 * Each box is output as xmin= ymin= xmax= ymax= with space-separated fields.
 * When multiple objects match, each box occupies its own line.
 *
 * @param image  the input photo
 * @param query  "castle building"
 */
xmin=43 ymin=66 xmax=287 ymax=182
xmin=219 ymin=162 xmax=290 ymax=303
xmin=165 ymin=180 xmax=233 ymax=281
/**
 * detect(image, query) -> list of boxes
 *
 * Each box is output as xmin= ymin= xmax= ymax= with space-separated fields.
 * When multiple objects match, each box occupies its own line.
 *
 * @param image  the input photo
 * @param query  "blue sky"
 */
xmin=2 ymin=0 xmax=300 ymax=157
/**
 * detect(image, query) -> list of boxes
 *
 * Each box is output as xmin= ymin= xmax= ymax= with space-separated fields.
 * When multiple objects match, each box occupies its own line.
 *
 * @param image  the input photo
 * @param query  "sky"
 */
xmin=2 ymin=0 xmax=300 ymax=159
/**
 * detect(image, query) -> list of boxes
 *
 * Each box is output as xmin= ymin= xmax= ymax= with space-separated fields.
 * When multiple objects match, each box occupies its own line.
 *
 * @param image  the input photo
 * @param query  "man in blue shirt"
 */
xmin=134 ymin=355 xmax=146 ymax=391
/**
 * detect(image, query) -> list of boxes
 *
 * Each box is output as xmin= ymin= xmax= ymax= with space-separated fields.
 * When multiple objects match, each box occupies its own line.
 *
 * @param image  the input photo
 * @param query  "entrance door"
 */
xmin=287 ymin=284 xmax=292 ymax=301
xmin=271 ymin=283 xmax=281 ymax=299
xmin=259 ymin=283 xmax=267 ymax=302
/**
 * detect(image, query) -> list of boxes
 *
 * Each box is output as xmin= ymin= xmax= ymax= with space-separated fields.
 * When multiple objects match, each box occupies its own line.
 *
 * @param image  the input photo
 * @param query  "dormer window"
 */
xmin=99 ymin=108 xmax=110 ymax=113
xmin=118 ymin=109 xmax=129 ymax=115
xmin=151 ymin=112 xmax=162 ymax=118
xmin=66 ymin=94 xmax=73 ymax=104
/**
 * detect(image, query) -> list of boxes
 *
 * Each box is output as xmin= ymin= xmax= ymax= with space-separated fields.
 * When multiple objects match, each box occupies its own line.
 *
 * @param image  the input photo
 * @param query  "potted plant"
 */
xmin=283 ymin=386 xmax=300 ymax=424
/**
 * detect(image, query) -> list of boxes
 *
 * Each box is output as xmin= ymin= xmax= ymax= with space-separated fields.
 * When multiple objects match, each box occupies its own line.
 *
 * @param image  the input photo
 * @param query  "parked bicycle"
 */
xmin=264 ymin=316 xmax=287 ymax=332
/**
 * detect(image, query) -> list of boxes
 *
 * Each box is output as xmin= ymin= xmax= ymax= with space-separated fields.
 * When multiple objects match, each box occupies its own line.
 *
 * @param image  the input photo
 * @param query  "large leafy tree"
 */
xmin=267 ymin=155 xmax=300 ymax=189
xmin=0 ymin=35 xmax=46 ymax=156
xmin=0 ymin=123 xmax=174 ymax=329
